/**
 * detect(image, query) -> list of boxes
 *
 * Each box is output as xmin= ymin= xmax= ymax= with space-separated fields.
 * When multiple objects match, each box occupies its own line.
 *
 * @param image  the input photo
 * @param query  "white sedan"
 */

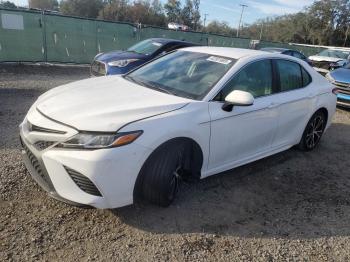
xmin=20 ymin=47 xmax=337 ymax=209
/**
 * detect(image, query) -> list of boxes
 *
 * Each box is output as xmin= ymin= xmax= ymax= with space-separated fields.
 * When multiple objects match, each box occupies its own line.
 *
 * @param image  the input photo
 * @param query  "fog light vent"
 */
xmin=34 ymin=141 xmax=55 ymax=151
xmin=64 ymin=166 xmax=102 ymax=197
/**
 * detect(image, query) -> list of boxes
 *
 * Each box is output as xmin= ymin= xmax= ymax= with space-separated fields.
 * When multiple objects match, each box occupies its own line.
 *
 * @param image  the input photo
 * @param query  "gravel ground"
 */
xmin=1 ymin=64 xmax=350 ymax=261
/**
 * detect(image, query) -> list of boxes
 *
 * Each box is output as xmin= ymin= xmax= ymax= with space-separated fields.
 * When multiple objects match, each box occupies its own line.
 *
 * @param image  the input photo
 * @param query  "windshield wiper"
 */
xmin=146 ymin=81 xmax=174 ymax=95
xmin=124 ymin=76 xmax=192 ymax=99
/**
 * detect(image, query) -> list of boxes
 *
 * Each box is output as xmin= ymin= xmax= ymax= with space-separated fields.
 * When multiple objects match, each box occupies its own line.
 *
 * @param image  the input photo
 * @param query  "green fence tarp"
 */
xmin=0 ymin=8 xmax=325 ymax=64
xmin=0 ymin=9 xmax=44 ymax=62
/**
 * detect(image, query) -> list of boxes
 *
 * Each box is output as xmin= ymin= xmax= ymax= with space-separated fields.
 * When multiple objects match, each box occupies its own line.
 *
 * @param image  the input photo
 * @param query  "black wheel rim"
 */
xmin=167 ymin=150 xmax=183 ymax=201
xmin=305 ymin=115 xmax=324 ymax=149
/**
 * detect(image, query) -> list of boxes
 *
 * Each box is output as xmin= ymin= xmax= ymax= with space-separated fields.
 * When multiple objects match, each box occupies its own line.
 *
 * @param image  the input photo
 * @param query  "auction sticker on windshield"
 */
xmin=207 ymin=56 xmax=232 ymax=65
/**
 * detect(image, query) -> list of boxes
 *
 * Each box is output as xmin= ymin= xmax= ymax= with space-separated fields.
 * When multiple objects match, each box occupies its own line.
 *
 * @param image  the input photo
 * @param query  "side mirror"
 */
xmin=222 ymin=90 xmax=254 ymax=112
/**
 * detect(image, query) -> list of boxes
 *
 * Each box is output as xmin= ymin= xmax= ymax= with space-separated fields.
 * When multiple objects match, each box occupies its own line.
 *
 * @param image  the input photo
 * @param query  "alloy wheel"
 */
xmin=305 ymin=115 xmax=324 ymax=149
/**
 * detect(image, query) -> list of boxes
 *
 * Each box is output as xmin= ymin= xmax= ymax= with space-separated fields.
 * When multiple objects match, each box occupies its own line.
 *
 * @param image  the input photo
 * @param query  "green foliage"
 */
xmin=242 ymin=0 xmax=350 ymax=47
xmin=206 ymin=20 xmax=236 ymax=36
xmin=29 ymin=0 xmax=59 ymax=10
xmin=164 ymin=0 xmax=181 ymax=24
xmin=60 ymin=0 xmax=104 ymax=18
xmin=0 ymin=1 xmax=17 ymax=8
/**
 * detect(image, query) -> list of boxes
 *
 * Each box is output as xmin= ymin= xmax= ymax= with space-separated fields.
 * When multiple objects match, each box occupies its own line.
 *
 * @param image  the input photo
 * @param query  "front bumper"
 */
xmin=337 ymin=93 xmax=350 ymax=108
xmin=20 ymin=113 xmax=152 ymax=209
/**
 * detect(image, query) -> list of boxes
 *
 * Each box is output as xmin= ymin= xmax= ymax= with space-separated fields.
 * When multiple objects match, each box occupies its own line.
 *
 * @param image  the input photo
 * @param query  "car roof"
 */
xmin=260 ymin=47 xmax=292 ymax=53
xmin=181 ymin=46 xmax=268 ymax=59
xmin=148 ymin=38 xmax=198 ymax=45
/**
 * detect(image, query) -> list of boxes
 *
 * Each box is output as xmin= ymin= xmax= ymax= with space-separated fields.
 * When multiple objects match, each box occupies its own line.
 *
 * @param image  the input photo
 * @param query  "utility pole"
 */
xmin=236 ymin=4 xmax=248 ymax=38
xmin=259 ymin=23 xmax=264 ymax=40
xmin=203 ymin=13 xmax=209 ymax=29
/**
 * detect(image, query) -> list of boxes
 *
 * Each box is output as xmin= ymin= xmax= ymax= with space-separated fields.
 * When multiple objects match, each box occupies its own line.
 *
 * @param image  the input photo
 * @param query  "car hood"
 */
xmin=35 ymin=76 xmax=190 ymax=132
xmin=329 ymin=68 xmax=350 ymax=84
xmin=95 ymin=50 xmax=148 ymax=63
xmin=309 ymin=55 xmax=345 ymax=63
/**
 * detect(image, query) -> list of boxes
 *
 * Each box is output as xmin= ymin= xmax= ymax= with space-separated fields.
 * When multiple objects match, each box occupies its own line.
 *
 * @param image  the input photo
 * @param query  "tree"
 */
xmin=0 ymin=1 xmax=17 ymax=8
xmin=181 ymin=0 xmax=194 ymax=26
xmin=60 ymin=0 xmax=104 ymax=18
xmin=192 ymin=0 xmax=201 ymax=30
xmin=29 ymin=0 xmax=58 ymax=10
xmin=164 ymin=0 xmax=181 ymax=23
xmin=149 ymin=0 xmax=167 ymax=26
xmin=98 ymin=0 xmax=129 ymax=22
xmin=206 ymin=20 xmax=234 ymax=36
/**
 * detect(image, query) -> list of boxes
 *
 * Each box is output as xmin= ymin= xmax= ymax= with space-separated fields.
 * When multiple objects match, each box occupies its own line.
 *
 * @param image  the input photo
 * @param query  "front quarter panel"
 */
xmin=119 ymin=102 xmax=211 ymax=175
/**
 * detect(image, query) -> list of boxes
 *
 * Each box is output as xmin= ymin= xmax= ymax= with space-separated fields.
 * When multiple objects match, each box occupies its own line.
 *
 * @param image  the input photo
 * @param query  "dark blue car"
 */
xmin=91 ymin=38 xmax=198 ymax=76
xmin=326 ymin=62 xmax=350 ymax=108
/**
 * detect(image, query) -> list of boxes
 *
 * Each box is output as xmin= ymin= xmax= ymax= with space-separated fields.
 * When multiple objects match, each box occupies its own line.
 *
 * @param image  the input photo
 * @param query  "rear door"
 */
xmin=271 ymin=59 xmax=315 ymax=148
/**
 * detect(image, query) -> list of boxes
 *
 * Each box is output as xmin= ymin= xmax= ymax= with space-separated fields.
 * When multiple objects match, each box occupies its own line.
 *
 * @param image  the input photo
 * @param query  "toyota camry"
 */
xmin=20 ymin=47 xmax=337 ymax=209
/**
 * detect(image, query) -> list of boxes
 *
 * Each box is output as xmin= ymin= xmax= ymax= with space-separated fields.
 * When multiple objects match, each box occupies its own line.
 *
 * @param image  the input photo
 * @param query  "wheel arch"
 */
xmin=316 ymin=107 xmax=328 ymax=123
xmin=133 ymin=136 xmax=204 ymax=201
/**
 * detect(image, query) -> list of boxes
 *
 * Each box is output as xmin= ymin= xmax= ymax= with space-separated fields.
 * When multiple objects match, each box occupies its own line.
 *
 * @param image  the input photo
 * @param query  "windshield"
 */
xmin=126 ymin=50 xmax=236 ymax=100
xmin=317 ymin=49 xmax=350 ymax=59
xmin=127 ymin=39 xmax=163 ymax=55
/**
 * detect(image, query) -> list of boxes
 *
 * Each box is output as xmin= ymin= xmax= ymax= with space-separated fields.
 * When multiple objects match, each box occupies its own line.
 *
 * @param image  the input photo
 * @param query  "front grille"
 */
xmin=334 ymin=82 xmax=350 ymax=95
xmin=65 ymin=166 xmax=102 ymax=196
xmin=338 ymin=97 xmax=350 ymax=104
xmin=334 ymin=81 xmax=349 ymax=88
xmin=21 ymin=139 xmax=55 ymax=190
xmin=34 ymin=141 xmax=55 ymax=151
xmin=90 ymin=60 xmax=106 ymax=76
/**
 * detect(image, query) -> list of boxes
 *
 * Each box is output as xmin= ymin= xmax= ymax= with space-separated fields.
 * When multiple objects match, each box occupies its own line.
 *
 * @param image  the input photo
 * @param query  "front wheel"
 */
xmin=138 ymin=141 xmax=189 ymax=207
xmin=298 ymin=111 xmax=326 ymax=151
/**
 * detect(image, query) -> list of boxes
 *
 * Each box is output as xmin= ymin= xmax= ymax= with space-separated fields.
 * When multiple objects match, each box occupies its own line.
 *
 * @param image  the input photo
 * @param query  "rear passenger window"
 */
xmin=301 ymin=67 xmax=312 ymax=86
xmin=293 ymin=51 xmax=305 ymax=60
xmin=276 ymin=60 xmax=303 ymax=91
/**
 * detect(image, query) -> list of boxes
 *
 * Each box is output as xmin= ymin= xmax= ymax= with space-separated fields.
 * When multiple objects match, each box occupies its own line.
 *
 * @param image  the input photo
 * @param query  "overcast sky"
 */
xmin=9 ymin=0 xmax=314 ymax=27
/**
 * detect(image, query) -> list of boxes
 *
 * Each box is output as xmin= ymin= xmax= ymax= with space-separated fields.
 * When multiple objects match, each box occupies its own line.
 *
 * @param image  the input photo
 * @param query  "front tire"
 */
xmin=298 ymin=111 xmax=326 ymax=151
xmin=138 ymin=141 xmax=189 ymax=207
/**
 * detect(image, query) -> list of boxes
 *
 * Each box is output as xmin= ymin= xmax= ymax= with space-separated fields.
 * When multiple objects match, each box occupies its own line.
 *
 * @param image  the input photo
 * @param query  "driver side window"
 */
xmin=215 ymin=59 xmax=273 ymax=101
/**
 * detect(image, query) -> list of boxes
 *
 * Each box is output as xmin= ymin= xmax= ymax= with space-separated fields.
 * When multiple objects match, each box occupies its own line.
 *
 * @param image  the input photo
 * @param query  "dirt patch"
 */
xmin=1 ymin=64 xmax=350 ymax=261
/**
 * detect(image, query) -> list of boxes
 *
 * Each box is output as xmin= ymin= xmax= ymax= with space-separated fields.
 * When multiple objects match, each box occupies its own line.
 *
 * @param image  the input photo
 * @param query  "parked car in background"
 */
xmin=260 ymin=47 xmax=312 ymax=65
xmin=326 ymin=61 xmax=350 ymax=108
xmin=91 ymin=38 xmax=198 ymax=76
xmin=168 ymin=22 xmax=190 ymax=31
xmin=309 ymin=49 xmax=350 ymax=74
xmin=20 ymin=47 xmax=336 ymax=209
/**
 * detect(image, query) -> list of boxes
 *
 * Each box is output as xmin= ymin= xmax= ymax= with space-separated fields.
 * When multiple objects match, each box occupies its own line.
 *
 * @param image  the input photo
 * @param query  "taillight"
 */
xmin=332 ymin=88 xmax=339 ymax=95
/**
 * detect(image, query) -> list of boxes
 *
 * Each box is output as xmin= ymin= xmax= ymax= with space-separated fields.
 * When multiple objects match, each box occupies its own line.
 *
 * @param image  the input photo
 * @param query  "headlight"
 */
xmin=57 ymin=131 xmax=143 ymax=149
xmin=108 ymin=59 xmax=139 ymax=67
xmin=325 ymin=73 xmax=335 ymax=82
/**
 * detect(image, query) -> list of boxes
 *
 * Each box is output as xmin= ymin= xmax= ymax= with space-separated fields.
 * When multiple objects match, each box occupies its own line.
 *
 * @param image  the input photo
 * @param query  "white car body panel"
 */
xmin=36 ymin=76 xmax=191 ymax=132
xmin=308 ymin=55 xmax=345 ymax=63
xmin=20 ymin=47 xmax=337 ymax=209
